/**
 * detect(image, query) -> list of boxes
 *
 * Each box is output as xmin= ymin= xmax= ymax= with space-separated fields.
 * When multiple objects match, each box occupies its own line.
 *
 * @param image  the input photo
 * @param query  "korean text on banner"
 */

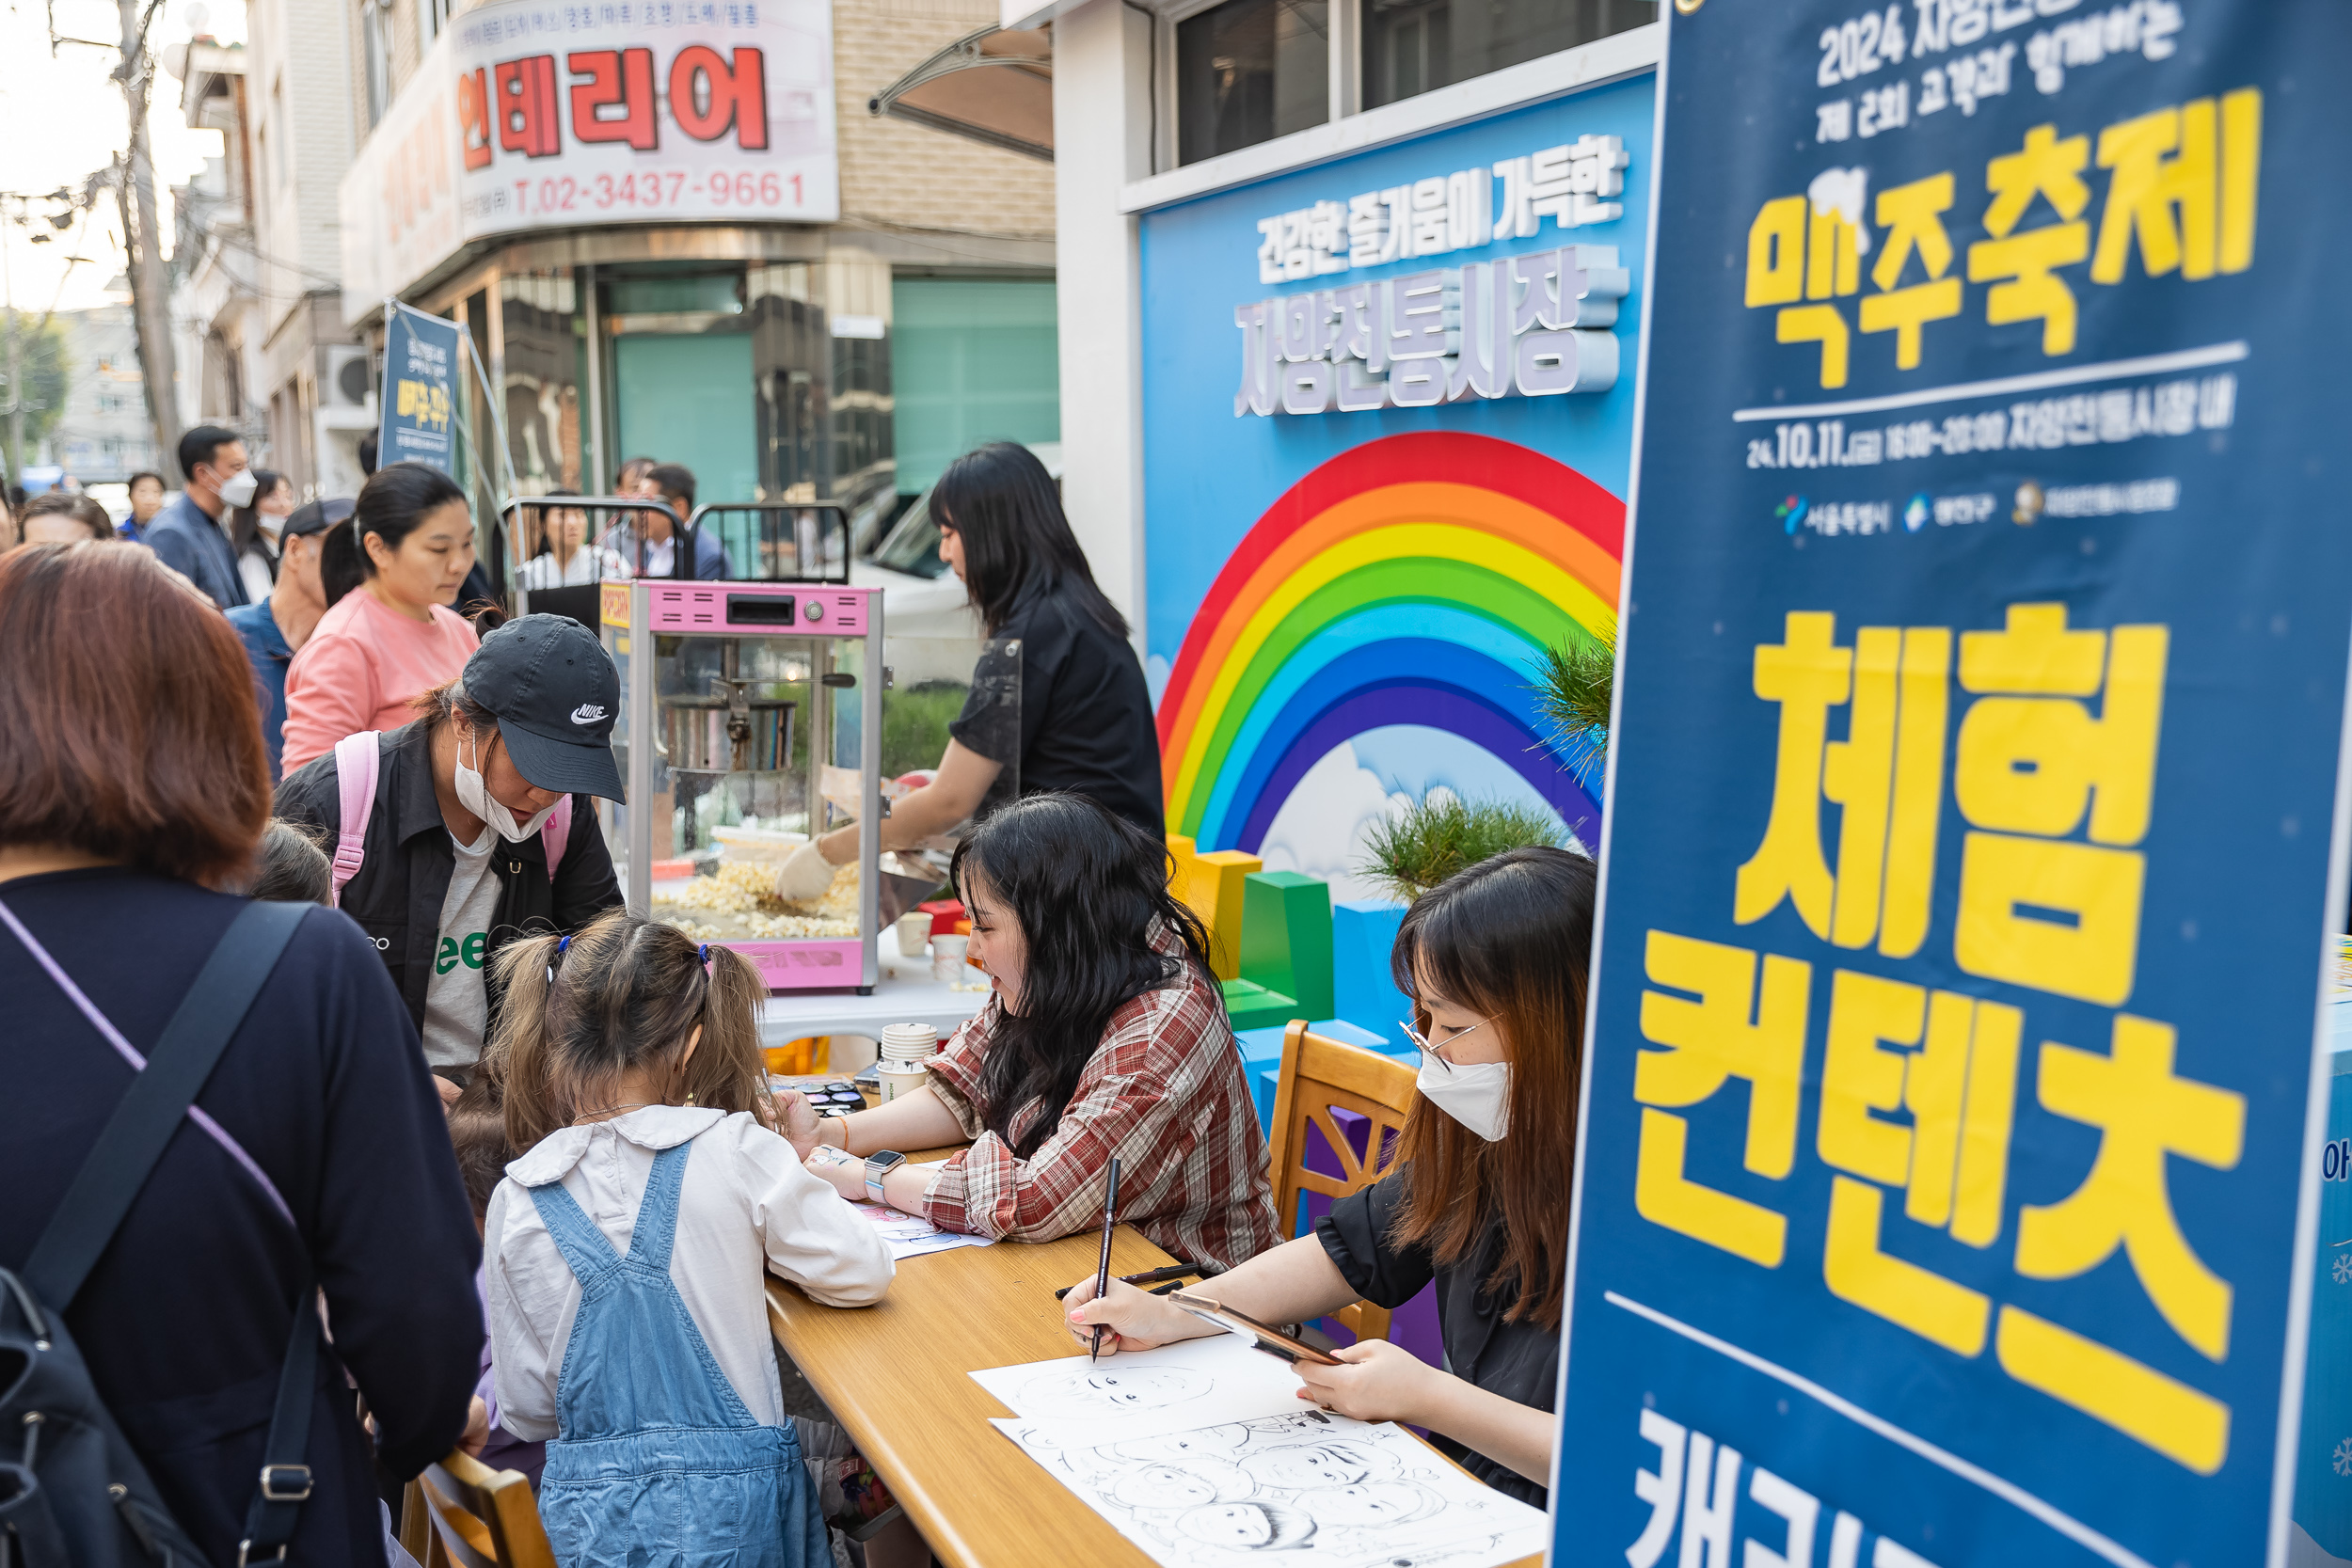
xmin=380 ymin=304 xmax=463 ymax=474
xmin=1556 ymin=6 xmax=2352 ymax=1568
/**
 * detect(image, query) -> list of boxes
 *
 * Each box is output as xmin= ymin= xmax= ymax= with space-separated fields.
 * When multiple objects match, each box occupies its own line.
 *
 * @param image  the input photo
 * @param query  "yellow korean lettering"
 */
xmin=2219 ymin=87 xmax=2261 ymax=275
xmin=1737 ymin=614 xmax=1851 ymax=936
xmin=1967 ymin=124 xmax=2092 ymax=356
xmin=1825 ymin=627 xmax=1948 ymax=957
xmin=1995 ymin=1306 xmax=2230 ymax=1474
xmin=1860 ymin=173 xmax=1963 ymax=370
xmin=1957 ymin=601 xmax=2104 ymax=695
xmin=2092 ymin=100 xmax=2217 ymax=284
xmin=1826 ymin=1176 xmax=1991 ymax=1357
xmin=2014 ymin=1013 xmax=2245 ymax=1361
xmin=1806 ymin=203 xmax=1863 ymax=300
xmin=1957 ymin=619 xmax=2168 ymax=847
xmin=1748 ymin=196 xmax=1807 ymax=307
xmin=1900 ymin=990 xmax=1973 ymax=1229
xmin=1954 ymin=832 xmax=2144 ymax=1006
xmin=1816 ymin=968 xmax=1921 ymax=1189
xmin=1879 ymin=628 xmax=1950 ymax=960
xmin=1777 ymin=305 xmax=1851 ymax=389
xmin=1949 ymin=996 xmax=2021 ymax=1249
xmin=1634 ymin=929 xmax=1812 ymax=1268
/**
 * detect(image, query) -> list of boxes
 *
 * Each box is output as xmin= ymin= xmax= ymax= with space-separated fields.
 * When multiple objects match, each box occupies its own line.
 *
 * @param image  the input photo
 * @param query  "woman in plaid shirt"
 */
xmin=780 ymin=794 xmax=1279 ymax=1273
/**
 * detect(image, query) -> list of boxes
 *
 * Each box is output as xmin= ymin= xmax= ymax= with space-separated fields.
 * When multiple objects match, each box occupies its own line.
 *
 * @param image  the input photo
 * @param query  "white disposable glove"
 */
xmin=773 ymin=841 xmax=838 ymax=902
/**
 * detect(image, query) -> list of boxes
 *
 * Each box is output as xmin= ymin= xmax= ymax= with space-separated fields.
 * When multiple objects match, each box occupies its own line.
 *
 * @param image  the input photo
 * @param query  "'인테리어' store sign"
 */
xmin=340 ymin=0 xmax=836 ymax=313
xmin=1558 ymin=4 xmax=2352 ymax=1567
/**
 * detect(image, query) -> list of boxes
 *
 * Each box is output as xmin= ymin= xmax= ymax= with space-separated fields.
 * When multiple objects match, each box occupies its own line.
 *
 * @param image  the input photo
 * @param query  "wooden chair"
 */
xmin=1264 ymin=1018 xmax=1419 ymax=1343
xmin=399 ymin=1449 xmax=557 ymax=1568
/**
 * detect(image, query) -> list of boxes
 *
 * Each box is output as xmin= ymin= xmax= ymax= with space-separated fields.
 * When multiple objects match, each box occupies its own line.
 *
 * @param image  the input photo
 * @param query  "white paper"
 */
xmin=967 ymin=1331 xmax=1317 ymax=1447
xmin=850 ymin=1200 xmax=994 ymax=1261
xmin=989 ymin=1409 xmax=1549 ymax=1568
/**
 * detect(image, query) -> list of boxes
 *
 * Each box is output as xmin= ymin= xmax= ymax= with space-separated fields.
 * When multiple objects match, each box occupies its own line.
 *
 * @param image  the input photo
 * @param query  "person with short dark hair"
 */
xmin=119 ymin=469 xmax=167 ymax=543
xmin=358 ymin=429 xmax=379 ymax=477
xmin=226 ymin=498 xmax=349 ymax=778
xmin=604 ymin=460 xmax=730 ymax=578
xmin=14 ymin=491 xmax=117 ymax=546
xmin=0 ymin=542 xmax=486 ymax=1566
xmin=148 ymin=424 xmax=259 ymax=609
xmin=274 ymin=614 xmax=626 ymax=1083
xmin=279 ymin=464 xmax=481 ymax=775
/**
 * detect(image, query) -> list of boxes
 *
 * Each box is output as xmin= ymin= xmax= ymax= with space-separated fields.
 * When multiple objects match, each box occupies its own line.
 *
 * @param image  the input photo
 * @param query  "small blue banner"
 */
xmin=379 ymin=301 xmax=461 ymax=474
xmin=1559 ymin=5 xmax=2352 ymax=1568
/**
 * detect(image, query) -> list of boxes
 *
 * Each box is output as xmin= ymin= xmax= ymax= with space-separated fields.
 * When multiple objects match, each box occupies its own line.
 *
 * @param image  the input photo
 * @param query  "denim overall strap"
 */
xmin=527 ymin=1174 xmax=624 ymax=1289
xmin=622 ymin=1133 xmax=691 ymax=1271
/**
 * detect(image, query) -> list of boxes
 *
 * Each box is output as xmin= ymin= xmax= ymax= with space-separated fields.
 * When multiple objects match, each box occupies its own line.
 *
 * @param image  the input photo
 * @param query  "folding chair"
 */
xmin=399 ymin=1449 xmax=557 ymax=1568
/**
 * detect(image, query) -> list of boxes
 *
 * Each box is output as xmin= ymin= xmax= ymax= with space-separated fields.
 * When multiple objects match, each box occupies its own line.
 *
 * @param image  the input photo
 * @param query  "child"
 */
xmin=246 ymin=817 xmax=334 ymax=904
xmin=481 ymin=910 xmax=894 ymax=1567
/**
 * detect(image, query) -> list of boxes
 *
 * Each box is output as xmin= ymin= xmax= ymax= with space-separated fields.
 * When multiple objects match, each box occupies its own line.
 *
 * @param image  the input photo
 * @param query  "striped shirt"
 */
xmin=918 ymin=934 xmax=1279 ymax=1274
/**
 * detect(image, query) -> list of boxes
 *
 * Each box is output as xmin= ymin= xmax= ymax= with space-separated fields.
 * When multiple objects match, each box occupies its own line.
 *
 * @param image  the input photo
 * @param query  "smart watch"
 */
xmin=865 ymin=1150 xmax=907 ymax=1203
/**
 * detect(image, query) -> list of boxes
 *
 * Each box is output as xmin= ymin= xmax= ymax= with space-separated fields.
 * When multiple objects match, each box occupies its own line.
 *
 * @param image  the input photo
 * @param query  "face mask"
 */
xmin=457 ymin=732 xmax=559 ymax=844
xmin=1416 ymin=1052 xmax=1512 ymax=1142
xmin=216 ymin=467 xmax=259 ymax=508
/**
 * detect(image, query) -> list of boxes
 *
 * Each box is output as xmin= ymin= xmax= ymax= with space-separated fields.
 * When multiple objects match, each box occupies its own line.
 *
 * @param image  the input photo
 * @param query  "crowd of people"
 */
xmin=0 ymin=424 xmax=1584 ymax=1568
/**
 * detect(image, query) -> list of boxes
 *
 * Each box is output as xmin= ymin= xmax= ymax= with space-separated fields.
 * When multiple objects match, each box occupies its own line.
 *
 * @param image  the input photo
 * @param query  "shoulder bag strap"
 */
xmin=329 ymin=731 xmax=381 ymax=907
xmin=22 ymin=899 xmax=310 ymax=1307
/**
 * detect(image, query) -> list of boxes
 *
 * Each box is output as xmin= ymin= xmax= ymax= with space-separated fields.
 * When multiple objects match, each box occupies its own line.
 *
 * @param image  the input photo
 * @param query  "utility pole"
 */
xmin=116 ymin=0 xmax=179 ymax=473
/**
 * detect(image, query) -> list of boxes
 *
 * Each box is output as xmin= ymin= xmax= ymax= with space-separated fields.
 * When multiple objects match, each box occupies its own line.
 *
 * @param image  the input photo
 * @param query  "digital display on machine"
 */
xmin=727 ymin=594 xmax=797 ymax=626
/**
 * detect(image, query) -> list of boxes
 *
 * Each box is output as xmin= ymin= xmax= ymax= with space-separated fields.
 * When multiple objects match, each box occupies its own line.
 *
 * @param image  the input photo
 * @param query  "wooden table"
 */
xmin=765 ymin=1144 xmax=1544 ymax=1568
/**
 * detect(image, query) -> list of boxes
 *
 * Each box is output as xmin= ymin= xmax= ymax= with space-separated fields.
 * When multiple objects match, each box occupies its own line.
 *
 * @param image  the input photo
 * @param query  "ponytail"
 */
xmin=492 ymin=928 xmax=566 ymax=1153
xmin=318 ymin=520 xmax=364 ymax=609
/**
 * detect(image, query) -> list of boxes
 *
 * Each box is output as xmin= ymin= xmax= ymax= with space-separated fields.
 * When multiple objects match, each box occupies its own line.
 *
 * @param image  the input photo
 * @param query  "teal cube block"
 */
xmin=1331 ymin=899 xmax=1410 ymax=1046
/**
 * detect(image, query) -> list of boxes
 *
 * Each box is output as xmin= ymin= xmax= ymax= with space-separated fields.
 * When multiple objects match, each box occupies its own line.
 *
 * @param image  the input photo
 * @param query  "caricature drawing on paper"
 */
xmin=1016 ymin=1365 xmax=1214 ymax=1418
xmin=989 ymin=1408 xmax=1548 ymax=1568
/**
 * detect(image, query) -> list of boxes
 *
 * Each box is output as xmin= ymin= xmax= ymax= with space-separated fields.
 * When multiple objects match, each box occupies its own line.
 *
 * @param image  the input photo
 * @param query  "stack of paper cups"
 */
xmin=876 ymin=1022 xmax=939 ymax=1102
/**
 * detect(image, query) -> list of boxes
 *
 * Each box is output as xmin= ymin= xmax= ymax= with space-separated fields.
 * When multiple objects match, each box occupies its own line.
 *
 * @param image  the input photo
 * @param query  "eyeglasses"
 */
xmin=1400 ymin=1014 xmax=1490 ymax=1074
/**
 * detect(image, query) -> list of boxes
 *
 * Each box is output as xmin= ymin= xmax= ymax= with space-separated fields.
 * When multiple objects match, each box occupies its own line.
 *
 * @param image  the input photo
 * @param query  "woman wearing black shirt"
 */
xmin=1065 ymin=847 xmax=1594 ymax=1506
xmin=776 ymin=442 xmax=1162 ymax=897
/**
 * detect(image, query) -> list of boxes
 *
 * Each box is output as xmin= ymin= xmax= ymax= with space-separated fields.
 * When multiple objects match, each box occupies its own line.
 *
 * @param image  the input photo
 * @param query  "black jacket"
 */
xmin=275 ymin=718 xmax=623 ymax=1040
xmin=0 ymin=868 xmax=482 ymax=1566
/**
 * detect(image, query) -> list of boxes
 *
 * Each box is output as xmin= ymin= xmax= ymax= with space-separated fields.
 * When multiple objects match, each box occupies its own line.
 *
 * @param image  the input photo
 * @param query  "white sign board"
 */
xmin=342 ymin=0 xmax=837 ymax=318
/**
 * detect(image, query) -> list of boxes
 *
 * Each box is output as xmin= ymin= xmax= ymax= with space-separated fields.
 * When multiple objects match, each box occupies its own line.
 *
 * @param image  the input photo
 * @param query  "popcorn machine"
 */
xmin=597 ymin=574 xmax=883 ymax=993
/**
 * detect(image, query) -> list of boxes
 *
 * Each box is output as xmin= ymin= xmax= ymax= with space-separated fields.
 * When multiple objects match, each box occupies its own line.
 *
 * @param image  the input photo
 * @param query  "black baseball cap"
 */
xmin=281 ymin=497 xmax=355 ymax=538
xmin=462 ymin=614 xmax=625 ymax=801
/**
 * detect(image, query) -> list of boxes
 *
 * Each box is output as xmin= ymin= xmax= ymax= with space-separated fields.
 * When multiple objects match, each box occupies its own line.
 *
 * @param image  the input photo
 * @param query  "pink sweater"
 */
xmin=280 ymin=590 xmax=479 ymax=774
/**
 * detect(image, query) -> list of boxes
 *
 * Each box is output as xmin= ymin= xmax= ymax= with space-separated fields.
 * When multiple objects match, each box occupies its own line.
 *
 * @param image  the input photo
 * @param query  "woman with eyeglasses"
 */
xmin=1062 ymin=845 xmax=1594 ymax=1508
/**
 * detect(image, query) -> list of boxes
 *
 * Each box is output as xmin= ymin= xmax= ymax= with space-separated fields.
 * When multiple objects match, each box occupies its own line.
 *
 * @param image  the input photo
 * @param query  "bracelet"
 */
xmin=826 ymin=1119 xmax=850 ymax=1150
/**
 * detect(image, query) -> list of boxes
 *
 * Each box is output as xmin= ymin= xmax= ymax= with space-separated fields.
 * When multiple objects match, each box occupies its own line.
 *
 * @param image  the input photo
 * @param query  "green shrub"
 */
xmin=1358 ymin=791 xmax=1565 ymax=904
xmin=1532 ymin=628 xmax=1615 ymax=785
xmin=881 ymin=681 xmax=970 ymax=777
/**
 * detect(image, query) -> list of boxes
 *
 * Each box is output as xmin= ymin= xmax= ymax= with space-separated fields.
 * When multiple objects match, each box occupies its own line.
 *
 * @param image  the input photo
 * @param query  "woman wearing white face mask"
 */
xmin=1063 ymin=846 xmax=1595 ymax=1509
xmin=275 ymin=615 xmax=626 ymax=1096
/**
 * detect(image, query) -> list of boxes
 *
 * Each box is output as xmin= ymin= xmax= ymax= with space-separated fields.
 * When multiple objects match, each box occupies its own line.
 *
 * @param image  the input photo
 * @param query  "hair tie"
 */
xmin=547 ymin=932 xmax=571 ymax=986
xmin=698 ymin=942 xmax=710 ymax=966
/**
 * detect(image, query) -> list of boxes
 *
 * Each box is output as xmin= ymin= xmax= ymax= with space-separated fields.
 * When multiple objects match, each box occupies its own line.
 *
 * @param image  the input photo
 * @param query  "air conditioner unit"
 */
xmin=322 ymin=344 xmax=373 ymax=410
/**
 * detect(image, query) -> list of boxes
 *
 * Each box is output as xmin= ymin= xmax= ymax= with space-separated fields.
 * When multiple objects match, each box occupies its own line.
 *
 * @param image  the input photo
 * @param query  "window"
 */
xmin=363 ymin=0 xmax=389 ymax=129
xmin=1176 ymin=0 xmax=1330 ymax=166
xmin=1363 ymin=0 xmax=1655 ymax=110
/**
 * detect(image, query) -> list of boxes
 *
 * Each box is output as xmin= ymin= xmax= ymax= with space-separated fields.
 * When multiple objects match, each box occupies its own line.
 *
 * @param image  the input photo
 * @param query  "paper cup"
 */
xmin=880 ymin=1022 xmax=939 ymax=1062
xmin=876 ymin=1062 xmax=930 ymax=1103
xmin=931 ymin=934 xmax=970 ymax=986
xmin=893 ymin=911 xmax=931 ymax=959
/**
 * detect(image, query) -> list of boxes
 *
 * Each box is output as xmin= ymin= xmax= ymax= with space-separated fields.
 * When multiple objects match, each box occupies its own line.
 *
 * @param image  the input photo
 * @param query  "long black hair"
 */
xmin=930 ymin=442 xmax=1124 ymax=639
xmin=322 ymin=461 xmax=468 ymax=585
xmin=949 ymin=793 xmax=1215 ymax=1157
xmin=227 ymin=468 xmax=289 ymax=559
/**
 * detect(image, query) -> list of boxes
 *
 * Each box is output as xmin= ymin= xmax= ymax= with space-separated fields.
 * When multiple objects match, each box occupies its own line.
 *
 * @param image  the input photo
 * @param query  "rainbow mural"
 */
xmin=1156 ymin=431 xmax=1625 ymax=855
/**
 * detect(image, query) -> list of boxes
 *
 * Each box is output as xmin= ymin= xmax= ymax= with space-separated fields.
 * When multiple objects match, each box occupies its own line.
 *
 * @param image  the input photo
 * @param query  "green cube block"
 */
xmin=1235 ymin=871 xmax=1334 ymax=1023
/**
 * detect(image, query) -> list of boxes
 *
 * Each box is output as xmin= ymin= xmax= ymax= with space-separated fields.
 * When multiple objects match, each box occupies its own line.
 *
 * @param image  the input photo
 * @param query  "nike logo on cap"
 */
xmin=571 ymin=704 xmax=608 ymax=725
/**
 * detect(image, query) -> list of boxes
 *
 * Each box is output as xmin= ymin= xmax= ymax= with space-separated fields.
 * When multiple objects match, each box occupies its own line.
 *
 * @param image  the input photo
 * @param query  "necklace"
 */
xmin=570 ymin=1101 xmax=664 ymax=1125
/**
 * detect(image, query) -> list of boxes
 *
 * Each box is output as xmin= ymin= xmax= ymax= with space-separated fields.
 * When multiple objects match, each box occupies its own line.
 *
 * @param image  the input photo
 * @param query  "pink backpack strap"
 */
xmin=330 ymin=732 xmax=380 ymax=907
xmin=542 ymin=797 xmax=572 ymax=883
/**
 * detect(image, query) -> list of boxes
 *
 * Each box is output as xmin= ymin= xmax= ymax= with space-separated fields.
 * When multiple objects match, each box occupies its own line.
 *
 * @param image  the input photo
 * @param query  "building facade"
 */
xmin=342 ymin=0 xmax=1061 ymax=536
xmin=1038 ymin=0 xmax=1658 ymax=895
xmin=41 ymin=304 xmax=164 ymax=483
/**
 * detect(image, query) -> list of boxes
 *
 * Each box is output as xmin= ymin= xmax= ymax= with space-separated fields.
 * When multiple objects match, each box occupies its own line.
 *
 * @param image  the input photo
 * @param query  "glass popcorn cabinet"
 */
xmin=598 ymin=579 xmax=882 ymax=993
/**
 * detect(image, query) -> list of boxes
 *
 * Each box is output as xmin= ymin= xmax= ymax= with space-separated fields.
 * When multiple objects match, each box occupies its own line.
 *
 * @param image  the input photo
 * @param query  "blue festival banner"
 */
xmin=1557 ymin=5 xmax=2352 ymax=1567
xmin=379 ymin=300 xmax=461 ymax=474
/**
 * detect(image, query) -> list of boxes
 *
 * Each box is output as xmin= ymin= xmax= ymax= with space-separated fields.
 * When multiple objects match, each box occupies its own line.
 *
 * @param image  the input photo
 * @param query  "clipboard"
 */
xmin=1166 ymin=1291 xmax=1343 ymax=1367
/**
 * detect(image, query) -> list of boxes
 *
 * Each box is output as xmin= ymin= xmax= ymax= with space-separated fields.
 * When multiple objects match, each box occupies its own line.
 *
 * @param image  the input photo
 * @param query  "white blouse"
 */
xmin=484 ymin=1106 xmax=892 ymax=1441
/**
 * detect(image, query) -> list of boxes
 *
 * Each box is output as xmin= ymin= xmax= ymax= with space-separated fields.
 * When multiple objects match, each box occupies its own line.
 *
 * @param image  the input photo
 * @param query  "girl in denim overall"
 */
xmin=481 ymin=911 xmax=895 ymax=1567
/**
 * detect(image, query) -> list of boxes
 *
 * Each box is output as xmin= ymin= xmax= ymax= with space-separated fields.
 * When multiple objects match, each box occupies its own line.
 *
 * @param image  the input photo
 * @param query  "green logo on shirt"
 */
xmin=436 ymin=932 xmax=487 ymax=974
